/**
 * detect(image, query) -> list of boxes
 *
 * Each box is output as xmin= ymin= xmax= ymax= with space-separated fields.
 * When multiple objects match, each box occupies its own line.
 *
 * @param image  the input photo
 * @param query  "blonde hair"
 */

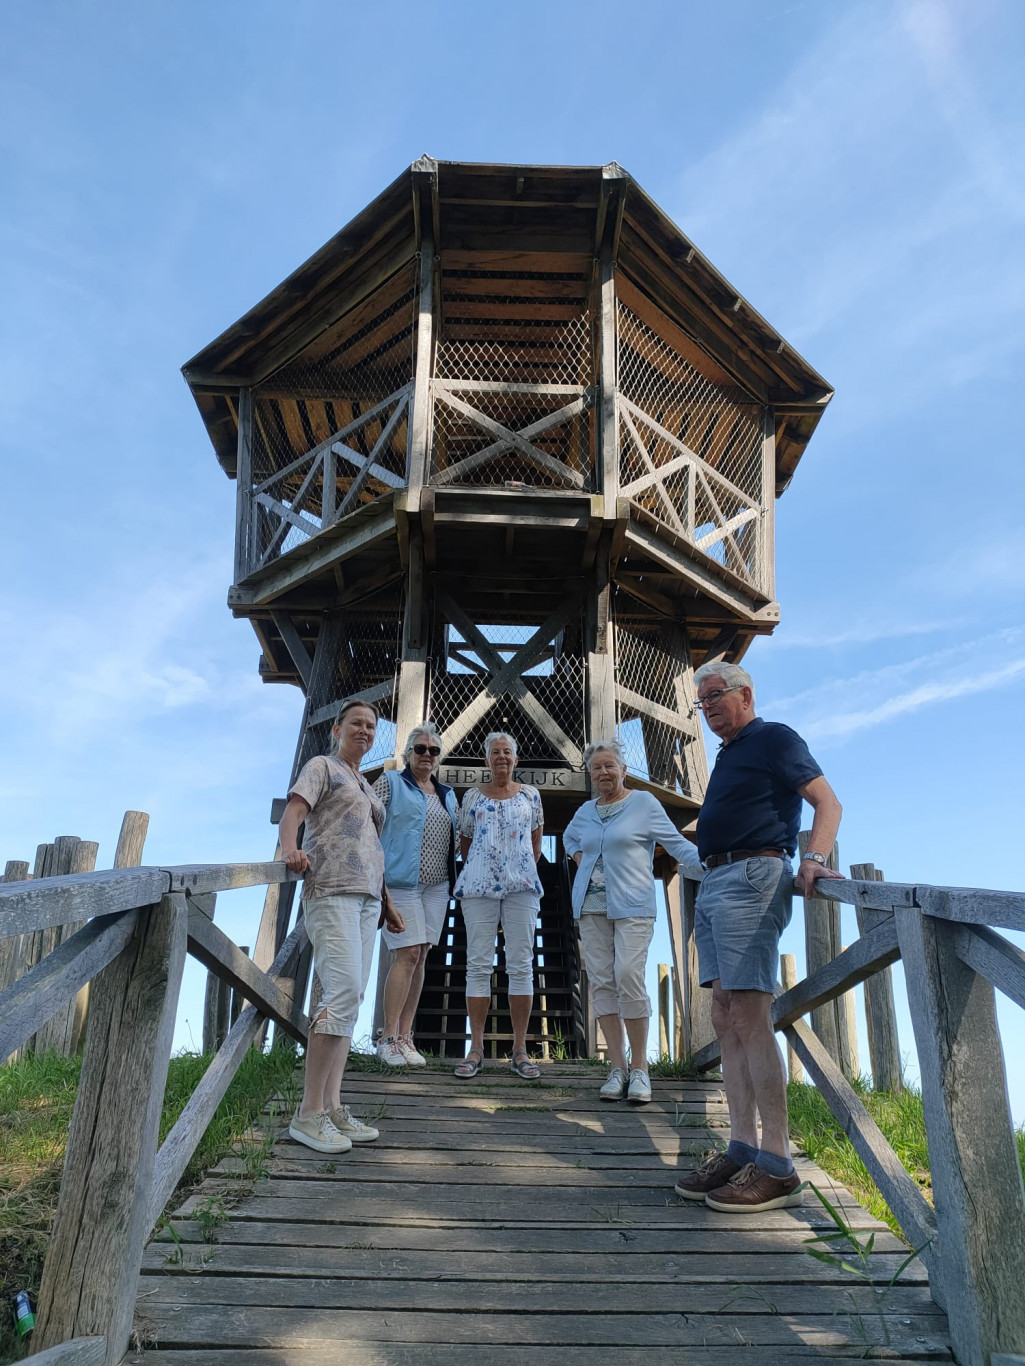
xmin=329 ymin=696 xmax=380 ymax=755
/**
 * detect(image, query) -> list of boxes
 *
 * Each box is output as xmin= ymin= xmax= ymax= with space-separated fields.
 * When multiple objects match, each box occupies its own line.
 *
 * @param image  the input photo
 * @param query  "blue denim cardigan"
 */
xmin=563 ymin=790 xmax=704 ymax=920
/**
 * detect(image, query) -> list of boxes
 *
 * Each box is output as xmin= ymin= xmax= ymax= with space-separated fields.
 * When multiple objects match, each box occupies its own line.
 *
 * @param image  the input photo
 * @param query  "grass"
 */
xmin=787 ymin=1075 xmax=1025 ymax=1238
xmin=0 ymin=1040 xmax=299 ymax=1360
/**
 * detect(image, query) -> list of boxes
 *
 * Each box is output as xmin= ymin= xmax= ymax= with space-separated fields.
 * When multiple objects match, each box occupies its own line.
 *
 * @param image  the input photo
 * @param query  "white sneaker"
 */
xmin=329 ymin=1105 xmax=379 ymax=1143
xmin=599 ymin=1066 xmax=629 ymax=1101
xmin=288 ymin=1110 xmax=353 ymax=1153
xmin=376 ymin=1036 xmax=407 ymax=1067
xmin=396 ymin=1035 xmax=427 ymax=1067
xmin=627 ymin=1069 xmax=652 ymax=1104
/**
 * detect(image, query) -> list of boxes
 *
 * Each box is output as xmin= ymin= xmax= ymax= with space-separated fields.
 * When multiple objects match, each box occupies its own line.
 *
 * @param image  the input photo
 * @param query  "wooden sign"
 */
xmin=437 ymin=766 xmax=586 ymax=791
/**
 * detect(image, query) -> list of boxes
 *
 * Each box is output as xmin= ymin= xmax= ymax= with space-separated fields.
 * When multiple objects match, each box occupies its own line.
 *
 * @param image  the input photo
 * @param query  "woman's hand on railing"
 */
xmin=281 ymin=848 xmax=309 ymax=874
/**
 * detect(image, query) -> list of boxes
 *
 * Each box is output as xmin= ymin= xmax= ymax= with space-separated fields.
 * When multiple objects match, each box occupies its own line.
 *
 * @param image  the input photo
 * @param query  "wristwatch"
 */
xmin=802 ymin=851 xmax=828 ymax=866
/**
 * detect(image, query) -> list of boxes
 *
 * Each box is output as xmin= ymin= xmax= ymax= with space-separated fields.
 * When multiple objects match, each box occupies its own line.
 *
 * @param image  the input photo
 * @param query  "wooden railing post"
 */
xmin=779 ymin=953 xmax=803 ymax=1083
xmin=681 ymin=874 xmax=714 ymax=1057
xmin=799 ymin=832 xmax=856 ymax=1076
xmin=896 ymin=902 xmax=1025 ymax=1366
xmin=850 ymin=862 xmax=903 ymax=1092
xmin=34 ymin=892 xmax=187 ymax=1364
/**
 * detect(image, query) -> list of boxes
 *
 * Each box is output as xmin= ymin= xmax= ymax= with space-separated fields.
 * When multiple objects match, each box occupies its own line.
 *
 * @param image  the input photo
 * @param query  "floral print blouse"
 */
xmin=454 ymin=786 xmax=544 ymax=899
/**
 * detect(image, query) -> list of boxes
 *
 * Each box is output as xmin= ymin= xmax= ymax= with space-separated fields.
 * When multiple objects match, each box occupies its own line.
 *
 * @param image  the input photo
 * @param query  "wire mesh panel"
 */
xmin=295 ymin=582 xmax=404 ymax=777
xmin=245 ymin=264 xmax=417 ymax=575
xmin=430 ymin=270 xmax=596 ymax=491
xmin=612 ymin=589 xmax=707 ymax=800
xmin=429 ymin=614 xmax=586 ymax=769
xmin=617 ymin=296 xmax=768 ymax=592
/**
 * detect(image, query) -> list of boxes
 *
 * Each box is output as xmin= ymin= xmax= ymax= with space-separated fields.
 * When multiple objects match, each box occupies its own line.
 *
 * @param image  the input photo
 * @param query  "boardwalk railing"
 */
xmin=690 ymin=875 xmax=1025 ymax=1366
xmin=0 ymin=859 xmax=306 ymax=1366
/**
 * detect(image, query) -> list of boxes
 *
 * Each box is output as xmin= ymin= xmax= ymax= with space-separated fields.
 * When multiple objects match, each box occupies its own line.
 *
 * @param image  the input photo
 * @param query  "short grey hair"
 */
xmin=484 ymin=731 xmax=518 ymax=761
xmin=403 ymin=721 xmax=443 ymax=763
xmin=583 ymin=739 xmax=627 ymax=769
xmin=693 ymin=661 xmax=755 ymax=707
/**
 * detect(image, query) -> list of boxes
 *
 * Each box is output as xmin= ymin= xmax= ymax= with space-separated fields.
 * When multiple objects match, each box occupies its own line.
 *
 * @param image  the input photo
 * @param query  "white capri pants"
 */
xmin=383 ymin=882 xmax=451 ymax=950
xmin=303 ymin=893 xmax=381 ymax=1036
xmin=461 ymin=891 xmax=539 ymax=998
xmin=578 ymin=913 xmax=655 ymax=1020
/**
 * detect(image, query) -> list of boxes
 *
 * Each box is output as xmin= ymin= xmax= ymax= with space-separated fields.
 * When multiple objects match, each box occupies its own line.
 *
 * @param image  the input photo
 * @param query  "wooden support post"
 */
xmin=799 ymin=830 xmax=847 ymax=1070
xmin=896 ymin=902 xmax=1025 ymax=1366
xmin=229 ymin=945 xmax=249 ymax=1026
xmin=657 ymin=963 xmax=670 ymax=1058
xmin=681 ymin=874 xmax=715 ymax=1058
xmin=840 ymin=949 xmax=860 ymax=1078
xmin=35 ymin=893 xmax=187 ymax=1364
xmin=406 ymin=163 xmax=437 ymax=494
xmin=850 ymin=862 xmax=903 ymax=1093
xmin=234 ymin=387 xmax=254 ymax=583
xmin=779 ymin=952 xmax=804 ymax=1083
xmin=203 ymin=961 xmax=230 ymax=1053
xmin=759 ymin=404 xmax=776 ymax=599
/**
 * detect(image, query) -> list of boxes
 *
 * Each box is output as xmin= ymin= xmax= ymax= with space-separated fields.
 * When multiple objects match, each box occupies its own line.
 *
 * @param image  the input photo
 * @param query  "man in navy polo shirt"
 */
xmin=674 ymin=662 xmax=842 ymax=1213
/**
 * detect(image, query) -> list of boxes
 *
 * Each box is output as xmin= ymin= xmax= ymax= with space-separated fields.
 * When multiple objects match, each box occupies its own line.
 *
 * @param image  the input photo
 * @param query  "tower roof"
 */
xmin=183 ymin=158 xmax=832 ymax=491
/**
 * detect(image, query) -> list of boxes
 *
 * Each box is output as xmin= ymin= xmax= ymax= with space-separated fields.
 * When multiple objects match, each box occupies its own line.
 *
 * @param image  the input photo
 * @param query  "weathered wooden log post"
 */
xmin=799 ymin=831 xmax=857 ymax=1077
xmin=34 ymin=892 xmax=187 ymax=1364
xmin=896 ymin=891 xmax=1025 ymax=1366
xmin=779 ymin=952 xmax=804 ymax=1082
xmin=850 ymin=861 xmax=903 ymax=1092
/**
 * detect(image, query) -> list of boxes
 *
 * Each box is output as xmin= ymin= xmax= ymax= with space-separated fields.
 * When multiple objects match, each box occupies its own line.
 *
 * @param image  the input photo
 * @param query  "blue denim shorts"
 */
xmin=694 ymin=857 xmax=793 ymax=993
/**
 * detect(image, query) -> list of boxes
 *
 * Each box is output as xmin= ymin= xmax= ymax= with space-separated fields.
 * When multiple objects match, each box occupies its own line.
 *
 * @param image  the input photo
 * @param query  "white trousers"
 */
xmin=461 ymin=891 xmax=539 ymax=998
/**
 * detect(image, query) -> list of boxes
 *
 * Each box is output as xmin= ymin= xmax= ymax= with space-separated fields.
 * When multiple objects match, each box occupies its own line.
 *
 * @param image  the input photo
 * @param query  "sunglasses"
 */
xmin=413 ymin=744 xmax=441 ymax=757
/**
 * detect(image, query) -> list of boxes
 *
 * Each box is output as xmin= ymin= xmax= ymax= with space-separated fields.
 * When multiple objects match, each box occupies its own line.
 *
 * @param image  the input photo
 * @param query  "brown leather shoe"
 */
xmin=673 ymin=1150 xmax=742 ymax=1200
xmin=704 ymin=1162 xmax=804 ymax=1212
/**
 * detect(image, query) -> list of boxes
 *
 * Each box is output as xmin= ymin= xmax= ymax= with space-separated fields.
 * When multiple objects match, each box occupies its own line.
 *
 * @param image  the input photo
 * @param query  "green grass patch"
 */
xmin=0 ymin=1041 xmax=299 ymax=1360
xmin=648 ymin=1053 xmax=701 ymax=1079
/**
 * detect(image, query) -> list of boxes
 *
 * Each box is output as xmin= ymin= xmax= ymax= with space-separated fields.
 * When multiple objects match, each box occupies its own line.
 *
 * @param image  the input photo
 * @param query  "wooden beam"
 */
xmin=954 ymin=922 xmax=1025 ymax=1011
xmin=407 ymin=168 xmax=437 ymax=493
xmin=896 ymin=904 xmax=1025 ymax=1363
xmin=23 ymin=1339 xmax=106 ymax=1366
xmin=35 ymin=895 xmax=188 ymax=1364
xmin=431 ymin=387 xmax=589 ymax=489
xmin=759 ymin=404 xmax=776 ymax=598
xmin=185 ymin=902 xmax=308 ymax=1041
xmin=0 ymin=869 xmax=169 ymax=939
xmin=234 ymin=388 xmax=253 ymax=583
xmin=850 ymin=863 xmax=903 ymax=1093
xmin=0 ymin=910 xmax=139 ymax=1061
xmin=270 ymin=611 xmax=313 ymax=689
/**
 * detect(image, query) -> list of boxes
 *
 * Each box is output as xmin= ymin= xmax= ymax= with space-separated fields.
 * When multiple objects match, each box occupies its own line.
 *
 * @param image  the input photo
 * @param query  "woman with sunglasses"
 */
xmin=372 ymin=722 xmax=459 ymax=1067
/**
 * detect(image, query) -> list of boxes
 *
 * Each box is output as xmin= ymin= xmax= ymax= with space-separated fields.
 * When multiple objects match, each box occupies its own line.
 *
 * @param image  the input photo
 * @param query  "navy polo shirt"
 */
xmin=696 ymin=717 xmax=823 ymax=861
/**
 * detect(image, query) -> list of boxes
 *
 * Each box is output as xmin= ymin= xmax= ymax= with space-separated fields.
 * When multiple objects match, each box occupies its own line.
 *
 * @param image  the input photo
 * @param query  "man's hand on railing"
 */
xmin=794 ymin=859 xmax=844 ymax=898
xmin=281 ymin=848 xmax=309 ymax=874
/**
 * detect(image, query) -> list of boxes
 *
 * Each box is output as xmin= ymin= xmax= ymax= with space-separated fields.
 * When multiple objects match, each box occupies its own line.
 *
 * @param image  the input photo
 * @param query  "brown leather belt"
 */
xmin=703 ymin=848 xmax=784 ymax=869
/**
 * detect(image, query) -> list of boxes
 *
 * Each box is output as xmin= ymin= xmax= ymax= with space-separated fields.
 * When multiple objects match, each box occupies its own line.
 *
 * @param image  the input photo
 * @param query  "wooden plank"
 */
xmin=133 ymin=1350 xmax=943 ymax=1366
xmin=163 ymin=862 xmax=298 ymax=895
xmin=137 ymin=1272 xmax=939 ymax=1316
xmin=35 ymin=894 xmax=187 ymax=1365
xmin=895 ymin=904 xmax=1025 ymax=1365
xmin=800 ymin=832 xmax=842 ymax=1068
xmin=954 ymin=922 xmax=1025 ymax=1010
xmin=186 ymin=903 xmax=308 ymax=1040
xmin=21 ymin=1339 xmax=106 ymax=1366
xmin=0 ymin=909 xmax=139 ymax=1060
xmin=126 ymin=1303 xmax=947 ymax=1351
xmin=234 ymin=387 xmax=254 ymax=581
xmin=784 ymin=1017 xmax=938 ymax=1266
xmin=916 ymin=884 xmax=1025 ymax=933
xmin=0 ymin=868 xmax=169 ymax=937
xmin=406 ymin=215 xmax=435 ymax=493
xmin=759 ymin=404 xmax=776 ymax=594
xmin=148 ymin=920 xmax=308 ymax=1230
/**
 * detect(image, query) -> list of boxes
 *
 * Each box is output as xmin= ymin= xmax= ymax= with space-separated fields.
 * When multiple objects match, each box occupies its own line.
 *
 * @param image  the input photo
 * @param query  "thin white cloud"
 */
xmin=767 ymin=626 xmax=1025 ymax=746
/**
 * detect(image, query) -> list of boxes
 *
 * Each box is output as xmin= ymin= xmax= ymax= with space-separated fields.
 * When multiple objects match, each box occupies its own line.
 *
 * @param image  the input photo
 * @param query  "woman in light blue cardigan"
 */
xmin=564 ymin=739 xmax=704 ymax=1104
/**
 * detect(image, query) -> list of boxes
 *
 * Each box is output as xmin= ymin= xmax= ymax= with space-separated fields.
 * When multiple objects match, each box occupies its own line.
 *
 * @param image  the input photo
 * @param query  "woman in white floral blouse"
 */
xmin=453 ymin=732 xmax=544 ymax=1080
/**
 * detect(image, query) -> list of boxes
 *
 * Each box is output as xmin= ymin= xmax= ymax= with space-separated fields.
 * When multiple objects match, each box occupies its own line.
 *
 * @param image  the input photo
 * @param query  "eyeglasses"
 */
xmin=694 ymin=686 xmax=744 ymax=711
xmin=413 ymin=744 xmax=441 ymax=757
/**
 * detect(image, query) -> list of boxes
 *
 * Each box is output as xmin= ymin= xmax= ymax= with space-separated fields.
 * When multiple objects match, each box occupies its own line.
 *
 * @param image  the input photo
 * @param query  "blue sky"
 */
xmin=2 ymin=1 xmax=1022 ymax=1120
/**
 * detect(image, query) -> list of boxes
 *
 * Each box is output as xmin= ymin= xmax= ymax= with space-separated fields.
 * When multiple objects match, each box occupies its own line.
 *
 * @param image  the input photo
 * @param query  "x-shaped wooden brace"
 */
xmin=436 ymin=590 xmax=583 ymax=766
xmin=431 ymin=384 xmax=593 ymax=489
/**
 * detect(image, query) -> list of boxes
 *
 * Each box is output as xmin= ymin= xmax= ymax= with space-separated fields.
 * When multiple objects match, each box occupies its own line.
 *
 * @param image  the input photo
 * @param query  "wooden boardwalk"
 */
xmin=136 ymin=1064 xmax=950 ymax=1365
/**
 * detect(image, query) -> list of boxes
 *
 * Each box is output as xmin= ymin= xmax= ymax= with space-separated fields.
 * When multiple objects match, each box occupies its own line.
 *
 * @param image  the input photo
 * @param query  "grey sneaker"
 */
xmin=396 ymin=1035 xmax=427 ymax=1067
xmin=329 ymin=1105 xmax=379 ymax=1143
xmin=599 ymin=1066 xmax=629 ymax=1101
xmin=627 ymin=1069 xmax=652 ymax=1104
xmin=376 ymin=1036 xmax=407 ymax=1067
xmin=288 ymin=1110 xmax=353 ymax=1154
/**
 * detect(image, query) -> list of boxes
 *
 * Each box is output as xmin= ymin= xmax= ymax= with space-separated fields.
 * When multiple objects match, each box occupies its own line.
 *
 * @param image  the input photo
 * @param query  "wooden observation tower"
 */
xmin=183 ymin=158 xmax=832 ymax=1056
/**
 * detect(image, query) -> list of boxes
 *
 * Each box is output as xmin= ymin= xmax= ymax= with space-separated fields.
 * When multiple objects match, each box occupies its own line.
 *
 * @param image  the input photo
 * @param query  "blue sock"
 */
xmin=726 ymin=1140 xmax=759 ymax=1165
xmin=755 ymin=1149 xmax=795 ymax=1178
